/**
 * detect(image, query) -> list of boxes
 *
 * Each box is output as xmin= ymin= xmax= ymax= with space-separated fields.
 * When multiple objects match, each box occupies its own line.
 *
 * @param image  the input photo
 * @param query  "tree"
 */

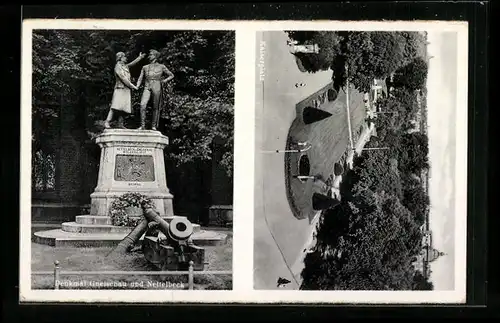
xmin=402 ymin=184 xmax=429 ymax=226
xmin=369 ymin=32 xmax=407 ymax=78
xmin=400 ymin=32 xmax=427 ymax=62
xmin=32 ymin=31 xmax=84 ymax=151
xmin=393 ymin=57 xmax=429 ymax=91
xmin=374 ymin=87 xmax=420 ymax=137
xmin=343 ymin=31 xmax=375 ymax=91
xmin=32 ymin=29 xmax=235 ymax=178
xmin=412 ymin=270 xmax=434 ymax=290
xmin=301 ymin=189 xmax=423 ymax=290
xmin=156 ymin=31 xmax=235 ymax=176
xmin=398 ymin=132 xmax=430 ymax=174
xmin=344 ymin=32 xmax=413 ymax=92
xmin=301 ymin=117 xmax=428 ymax=290
xmin=352 ymin=148 xmax=403 ymax=200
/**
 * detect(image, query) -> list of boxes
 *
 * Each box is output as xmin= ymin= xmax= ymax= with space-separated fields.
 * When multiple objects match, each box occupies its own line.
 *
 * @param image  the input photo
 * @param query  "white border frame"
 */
xmin=21 ymin=19 xmax=468 ymax=304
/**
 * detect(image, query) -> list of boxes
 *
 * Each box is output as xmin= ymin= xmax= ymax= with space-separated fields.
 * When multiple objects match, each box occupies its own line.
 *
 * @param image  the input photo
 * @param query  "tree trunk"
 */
xmin=106 ymin=219 xmax=148 ymax=258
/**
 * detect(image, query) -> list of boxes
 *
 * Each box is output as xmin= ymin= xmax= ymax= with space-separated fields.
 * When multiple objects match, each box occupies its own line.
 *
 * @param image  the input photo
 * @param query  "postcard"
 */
xmin=21 ymin=19 xmax=468 ymax=303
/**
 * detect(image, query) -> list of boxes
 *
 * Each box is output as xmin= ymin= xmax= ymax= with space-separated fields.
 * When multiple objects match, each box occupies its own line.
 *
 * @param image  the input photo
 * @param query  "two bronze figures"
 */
xmin=104 ymin=49 xmax=174 ymax=131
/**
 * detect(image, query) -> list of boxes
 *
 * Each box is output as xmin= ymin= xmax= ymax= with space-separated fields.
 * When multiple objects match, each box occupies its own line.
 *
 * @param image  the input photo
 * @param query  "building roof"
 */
xmin=427 ymin=248 xmax=445 ymax=263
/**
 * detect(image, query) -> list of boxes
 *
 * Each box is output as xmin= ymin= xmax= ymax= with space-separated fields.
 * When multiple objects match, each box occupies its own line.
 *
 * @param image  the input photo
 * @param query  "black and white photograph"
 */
xmin=20 ymin=18 xmax=471 ymax=304
xmin=253 ymin=26 xmax=467 ymax=301
xmin=23 ymin=22 xmax=234 ymax=294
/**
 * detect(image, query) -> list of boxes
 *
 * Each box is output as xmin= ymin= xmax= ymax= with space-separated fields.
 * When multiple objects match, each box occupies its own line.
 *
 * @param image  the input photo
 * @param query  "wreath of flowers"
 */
xmin=109 ymin=192 xmax=155 ymax=227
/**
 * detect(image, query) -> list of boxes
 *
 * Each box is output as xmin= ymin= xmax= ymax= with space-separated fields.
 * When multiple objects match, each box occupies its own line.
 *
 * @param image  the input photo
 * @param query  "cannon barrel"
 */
xmin=143 ymin=207 xmax=194 ymax=242
xmin=143 ymin=207 xmax=170 ymax=237
xmin=107 ymin=218 xmax=148 ymax=258
xmin=107 ymin=206 xmax=198 ymax=269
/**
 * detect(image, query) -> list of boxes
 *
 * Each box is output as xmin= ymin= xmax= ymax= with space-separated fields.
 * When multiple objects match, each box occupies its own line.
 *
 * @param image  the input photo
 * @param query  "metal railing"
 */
xmin=32 ymin=260 xmax=232 ymax=290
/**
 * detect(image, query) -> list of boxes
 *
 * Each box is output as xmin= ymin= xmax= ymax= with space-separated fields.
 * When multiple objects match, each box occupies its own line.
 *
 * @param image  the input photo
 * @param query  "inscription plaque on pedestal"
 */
xmin=114 ymin=155 xmax=155 ymax=182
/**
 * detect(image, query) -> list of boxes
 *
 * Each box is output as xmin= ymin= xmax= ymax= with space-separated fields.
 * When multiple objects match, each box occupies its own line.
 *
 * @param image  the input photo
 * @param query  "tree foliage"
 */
xmin=351 ymin=149 xmax=403 ymax=200
xmin=302 ymin=190 xmax=422 ymax=290
xmin=398 ymin=132 xmax=430 ymax=174
xmin=393 ymin=57 xmax=429 ymax=91
xmin=402 ymin=183 xmax=429 ymax=226
xmin=302 ymin=156 xmax=426 ymax=290
xmin=412 ymin=270 xmax=434 ymax=290
xmin=32 ymin=29 xmax=234 ymax=176
xmin=344 ymin=31 xmax=409 ymax=91
xmin=287 ymin=31 xmax=426 ymax=92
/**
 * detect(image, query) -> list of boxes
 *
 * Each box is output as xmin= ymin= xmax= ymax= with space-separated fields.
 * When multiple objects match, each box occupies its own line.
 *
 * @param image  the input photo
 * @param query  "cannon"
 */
xmin=106 ymin=206 xmax=205 ymax=271
xmin=141 ymin=207 xmax=205 ymax=271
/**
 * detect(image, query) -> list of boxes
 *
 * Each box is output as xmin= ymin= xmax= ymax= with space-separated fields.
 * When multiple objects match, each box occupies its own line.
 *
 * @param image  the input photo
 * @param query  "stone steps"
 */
xmin=61 ymin=222 xmax=136 ymax=234
xmin=75 ymin=215 xmax=111 ymax=225
xmin=33 ymin=229 xmax=228 ymax=248
xmin=62 ymin=221 xmax=200 ymax=234
xmin=74 ymin=215 xmax=186 ymax=225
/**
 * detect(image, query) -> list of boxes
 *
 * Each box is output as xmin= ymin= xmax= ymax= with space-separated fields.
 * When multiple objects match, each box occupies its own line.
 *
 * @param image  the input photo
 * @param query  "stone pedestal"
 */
xmin=289 ymin=44 xmax=320 ymax=54
xmin=34 ymin=130 xmax=229 ymax=249
xmin=89 ymin=129 xmax=174 ymax=217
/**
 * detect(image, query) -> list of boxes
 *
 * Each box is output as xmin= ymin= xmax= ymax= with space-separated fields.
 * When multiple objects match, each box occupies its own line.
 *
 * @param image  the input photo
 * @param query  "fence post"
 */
xmin=188 ymin=261 xmax=194 ymax=290
xmin=53 ymin=260 xmax=60 ymax=290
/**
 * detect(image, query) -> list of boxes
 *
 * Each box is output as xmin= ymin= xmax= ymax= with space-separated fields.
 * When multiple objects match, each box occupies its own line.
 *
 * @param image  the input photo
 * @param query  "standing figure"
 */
xmin=104 ymin=51 xmax=145 ymax=129
xmin=136 ymin=49 xmax=175 ymax=131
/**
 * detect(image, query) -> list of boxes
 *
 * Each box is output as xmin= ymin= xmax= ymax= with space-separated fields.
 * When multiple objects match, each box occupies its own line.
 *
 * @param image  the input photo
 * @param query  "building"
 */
xmin=412 ymin=229 xmax=446 ymax=279
xmin=371 ymin=78 xmax=388 ymax=113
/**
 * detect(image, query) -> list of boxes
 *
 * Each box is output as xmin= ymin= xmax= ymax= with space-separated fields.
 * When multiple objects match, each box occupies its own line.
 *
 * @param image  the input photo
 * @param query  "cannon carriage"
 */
xmin=142 ymin=214 xmax=205 ymax=271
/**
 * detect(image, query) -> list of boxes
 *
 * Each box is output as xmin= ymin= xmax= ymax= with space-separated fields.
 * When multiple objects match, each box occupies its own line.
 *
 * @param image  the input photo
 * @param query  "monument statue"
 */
xmin=288 ymin=43 xmax=320 ymax=54
xmin=136 ymin=49 xmax=175 ymax=131
xmin=104 ymin=51 xmax=145 ymax=129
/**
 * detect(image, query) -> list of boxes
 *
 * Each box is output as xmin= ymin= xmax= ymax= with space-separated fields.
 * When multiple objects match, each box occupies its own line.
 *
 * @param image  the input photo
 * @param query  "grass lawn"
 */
xmin=31 ymin=234 xmax=233 ymax=290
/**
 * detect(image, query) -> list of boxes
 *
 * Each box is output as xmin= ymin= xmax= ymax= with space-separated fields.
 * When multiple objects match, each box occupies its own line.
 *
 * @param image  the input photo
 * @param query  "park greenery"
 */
xmin=289 ymin=31 xmax=433 ymax=290
xmin=286 ymin=30 xmax=428 ymax=92
xmin=32 ymin=29 xmax=234 ymax=177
